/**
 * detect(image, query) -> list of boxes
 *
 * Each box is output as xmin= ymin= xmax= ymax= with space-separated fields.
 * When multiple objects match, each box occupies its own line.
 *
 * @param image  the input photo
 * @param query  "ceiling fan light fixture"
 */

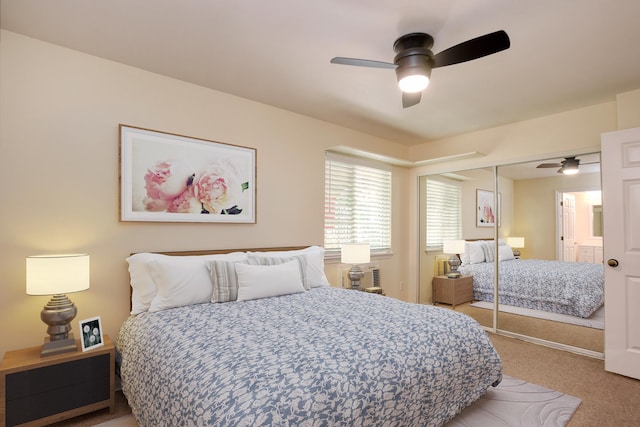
xmin=562 ymin=165 xmax=579 ymax=175
xmin=398 ymin=74 xmax=429 ymax=93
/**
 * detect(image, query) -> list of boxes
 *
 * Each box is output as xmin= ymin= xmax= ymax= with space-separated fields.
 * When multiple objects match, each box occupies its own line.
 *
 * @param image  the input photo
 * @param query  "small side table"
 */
xmin=432 ymin=275 xmax=473 ymax=308
xmin=1 ymin=334 xmax=115 ymax=427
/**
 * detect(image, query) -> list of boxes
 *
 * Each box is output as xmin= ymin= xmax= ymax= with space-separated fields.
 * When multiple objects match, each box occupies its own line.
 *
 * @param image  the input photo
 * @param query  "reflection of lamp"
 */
xmin=506 ymin=237 xmax=525 ymax=258
xmin=26 ymin=254 xmax=90 ymax=357
xmin=341 ymin=243 xmax=371 ymax=290
xmin=443 ymin=240 xmax=466 ymax=278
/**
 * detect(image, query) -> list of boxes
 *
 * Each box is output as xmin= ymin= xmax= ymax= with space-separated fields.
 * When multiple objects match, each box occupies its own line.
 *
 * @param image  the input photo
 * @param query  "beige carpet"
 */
xmin=95 ymin=375 xmax=580 ymax=427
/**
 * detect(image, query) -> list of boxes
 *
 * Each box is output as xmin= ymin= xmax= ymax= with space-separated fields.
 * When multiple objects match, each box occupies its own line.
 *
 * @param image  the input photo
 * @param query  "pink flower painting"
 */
xmin=477 ymin=189 xmax=499 ymax=227
xmin=121 ymin=125 xmax=255 ymax=223
xmin=140 ymin=159 xmax=246 ymax=215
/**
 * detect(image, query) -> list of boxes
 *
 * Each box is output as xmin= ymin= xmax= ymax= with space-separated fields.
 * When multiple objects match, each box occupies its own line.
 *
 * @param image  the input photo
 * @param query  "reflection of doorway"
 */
xmin=556 ymin=189 xmax=602 ymax=262
xmin=561 ymin=193 xmax=576 ymax=261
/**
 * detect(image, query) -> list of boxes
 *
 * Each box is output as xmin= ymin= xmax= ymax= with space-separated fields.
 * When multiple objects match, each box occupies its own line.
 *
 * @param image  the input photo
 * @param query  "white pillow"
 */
xmin=248 ymin=246 xmax=330 ymax=288
xmin=461 ymin=241 xmax=486 ymax=265
xmin=147 ymin=256 xmax=216 ymax=312
xmin=126 ymin=253 xmax=160 ymax=315
xmin=248 ymin=255 xmax=309 ymax=290
xmin=235 ymin=261 xmax=305 ymax=301
xmin=498 ymin=244 xmax=515 ymax=261
xmin=127 ymin=252 xmax=247 ymax=314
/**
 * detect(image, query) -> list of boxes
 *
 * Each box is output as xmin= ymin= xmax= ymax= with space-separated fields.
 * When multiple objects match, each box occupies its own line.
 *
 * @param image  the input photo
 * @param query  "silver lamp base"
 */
xmin=348 ymin=265 xmax=365 ymax=290
xmin=447 ymin=255 xmax=462 ymax=278
xmin=42 ymin=334 xmax=77 ymax=357
xmin=40 ymin=294 xmax=78 ymax=357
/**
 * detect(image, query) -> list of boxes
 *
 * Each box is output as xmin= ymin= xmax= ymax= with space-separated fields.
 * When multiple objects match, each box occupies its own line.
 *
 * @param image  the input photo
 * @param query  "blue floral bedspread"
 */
xmin=117 ymin=287 xmax=502 ymax=427
xmin=458 ymin=259 xmax=604 ymax=318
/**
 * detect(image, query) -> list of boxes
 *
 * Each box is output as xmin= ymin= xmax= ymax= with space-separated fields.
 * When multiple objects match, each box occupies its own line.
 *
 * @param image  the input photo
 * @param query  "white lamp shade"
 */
xmin=506 ymin=237 xmax=525 ymax=248
xmin=341 ymin=243 xmax=370 ymax=264
xmin=443 ymin=240 xmax=466 ymax=255
xmin=26 ymin=254 xmax=90 ymax=295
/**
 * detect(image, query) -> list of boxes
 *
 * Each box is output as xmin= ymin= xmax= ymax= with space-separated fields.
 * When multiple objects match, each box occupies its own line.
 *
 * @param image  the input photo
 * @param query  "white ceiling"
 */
xmin=2 ymin=1 xmax=640 ymax=146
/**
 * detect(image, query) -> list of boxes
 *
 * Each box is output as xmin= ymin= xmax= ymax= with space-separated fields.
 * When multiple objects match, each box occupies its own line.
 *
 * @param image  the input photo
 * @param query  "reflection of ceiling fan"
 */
xmin=536 ymin=156 xmax=598 ymax=175
xmin=330 ymin=30 xmax=510 ymax=108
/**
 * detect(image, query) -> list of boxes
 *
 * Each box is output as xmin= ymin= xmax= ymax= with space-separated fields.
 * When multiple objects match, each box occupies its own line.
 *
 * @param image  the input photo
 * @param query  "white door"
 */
xmin=602 ymin=127 xmax=640 ymax=380
xmin=561 ymin=193 xmax=576 ymax=262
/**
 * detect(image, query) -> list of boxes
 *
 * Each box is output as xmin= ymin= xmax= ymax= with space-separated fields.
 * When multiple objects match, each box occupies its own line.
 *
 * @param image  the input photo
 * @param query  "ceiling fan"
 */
xmin=330 ymin=30 xmax=510 ymax=108
xmin=536 ymin=156 xmax=598 ymax=175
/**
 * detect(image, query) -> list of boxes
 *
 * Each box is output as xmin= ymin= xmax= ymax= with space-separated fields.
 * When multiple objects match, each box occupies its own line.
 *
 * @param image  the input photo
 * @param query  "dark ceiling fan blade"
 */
xmin=402 ymin=91 xmax=421 ymax=108
xmin=330 ymin=57 xmax=397 ymax=69
xmin=433 ymin=30 xmax=510 ymax=68
xmin=537 ymin=163 xmax=563 ymax=168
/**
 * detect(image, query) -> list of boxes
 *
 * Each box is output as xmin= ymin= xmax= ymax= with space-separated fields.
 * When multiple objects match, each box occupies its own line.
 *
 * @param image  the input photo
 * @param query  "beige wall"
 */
xmin=0 ymin=30 xmax=413 ymax=357
xmin=617 ymin=88 xmax=640 ymax=129
xmin=512 ymin=173 xmax=601 ymax=260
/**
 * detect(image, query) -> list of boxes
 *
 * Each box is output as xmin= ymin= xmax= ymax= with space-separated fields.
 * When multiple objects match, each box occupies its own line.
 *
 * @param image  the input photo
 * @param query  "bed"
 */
xmin=116 ymin=246 xmax=503 ymax=426
xmin=457 ymin=240 xmax=604 ymax=318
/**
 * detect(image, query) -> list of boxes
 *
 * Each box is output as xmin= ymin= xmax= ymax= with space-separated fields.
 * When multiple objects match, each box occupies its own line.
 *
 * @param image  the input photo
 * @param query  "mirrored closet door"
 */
xmin=419 ymin=152 xmax=604 ymax=354
xmin=495 ymin=153 xmax=603 ymax=353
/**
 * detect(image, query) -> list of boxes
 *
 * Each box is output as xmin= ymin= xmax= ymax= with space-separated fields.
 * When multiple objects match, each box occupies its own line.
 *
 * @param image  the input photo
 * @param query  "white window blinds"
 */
xmin=426 ymin=177 xmax=462 ymax=251
xmin=324 ymin=153 xmax=392 ymax=254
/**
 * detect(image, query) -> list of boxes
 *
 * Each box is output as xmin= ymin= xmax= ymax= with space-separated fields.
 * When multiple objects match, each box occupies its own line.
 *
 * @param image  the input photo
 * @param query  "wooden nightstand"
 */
xmin=432 ymin=275 xmax=473 ymax=308
xmin=1 ymin=335 xmax=115 ymax=427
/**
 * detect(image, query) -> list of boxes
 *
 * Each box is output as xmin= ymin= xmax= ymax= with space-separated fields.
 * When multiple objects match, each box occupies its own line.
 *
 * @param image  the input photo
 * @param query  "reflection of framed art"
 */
xmin=120 ymin=125 xmax=256 ymax=223
xmin=79 ymin=316 xmax=104 ymax=352
xmin=476 ymin=189 xmax=500 ymax=227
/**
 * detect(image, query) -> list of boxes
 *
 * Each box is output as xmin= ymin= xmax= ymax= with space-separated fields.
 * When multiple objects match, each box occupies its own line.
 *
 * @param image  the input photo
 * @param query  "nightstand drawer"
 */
xmin=6 ymin=354 xmax=110 ymax=425
xmin=1 ymin=335 xmax=115 ymax=427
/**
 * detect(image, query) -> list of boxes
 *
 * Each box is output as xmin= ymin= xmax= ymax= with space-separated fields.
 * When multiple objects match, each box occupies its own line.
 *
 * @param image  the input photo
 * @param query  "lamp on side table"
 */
xmin=26 ymin=253 xmax=90 ymax=357
xmin=341 ymin=243 xmax=370 ymax=290
xmin=443 ymin=240 xmax=466 ymax=278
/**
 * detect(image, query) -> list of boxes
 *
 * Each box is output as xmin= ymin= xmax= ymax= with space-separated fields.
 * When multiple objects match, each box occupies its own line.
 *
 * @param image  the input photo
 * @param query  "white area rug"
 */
xmin=94 ymin=414 xmax=137 ymax=426
xmin=445 ymin=375 xmax=581 ymax=427
xmin=470 ymin=301 xmax=605 ymax=329
xmin=96 ymin=376 xmax=581 ymax=427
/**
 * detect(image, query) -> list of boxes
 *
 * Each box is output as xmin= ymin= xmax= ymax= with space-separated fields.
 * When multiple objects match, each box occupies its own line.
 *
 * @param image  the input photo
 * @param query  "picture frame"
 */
xmin=79 ymin=316 xmax=104 ymax=352
xmin=120 ymin=125 xmax=257 ymax=223
xmin=476 ymin=189 xmax=501 ymax=227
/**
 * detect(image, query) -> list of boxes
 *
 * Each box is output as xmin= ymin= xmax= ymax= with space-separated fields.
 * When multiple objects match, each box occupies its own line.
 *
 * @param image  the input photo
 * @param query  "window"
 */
xmin=425 ymin=177 xmax=462 ymax=251
xmin=324 ymin=153 xmax=392 ymax=255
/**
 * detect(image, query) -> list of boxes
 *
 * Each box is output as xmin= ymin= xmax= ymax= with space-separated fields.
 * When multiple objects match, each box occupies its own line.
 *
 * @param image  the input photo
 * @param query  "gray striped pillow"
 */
xmin=209 ymin=259 xmax=255 ymax=303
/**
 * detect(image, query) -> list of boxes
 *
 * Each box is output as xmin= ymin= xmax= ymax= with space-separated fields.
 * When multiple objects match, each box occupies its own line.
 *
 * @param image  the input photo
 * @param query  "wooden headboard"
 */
xmin=146 ymin=246 xmax=310 ymax=256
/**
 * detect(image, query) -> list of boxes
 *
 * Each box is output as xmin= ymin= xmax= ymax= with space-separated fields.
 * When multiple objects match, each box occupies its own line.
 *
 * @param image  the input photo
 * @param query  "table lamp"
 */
xmin=341 ymin=243 xmax=370 ymax=290
xmin=443 ymin=240 xmax=466 ymax=278
xmin=26 ymin=254 xmax=90 ymax=357
xmin=506 ymin=237 xmax=525 ymax=258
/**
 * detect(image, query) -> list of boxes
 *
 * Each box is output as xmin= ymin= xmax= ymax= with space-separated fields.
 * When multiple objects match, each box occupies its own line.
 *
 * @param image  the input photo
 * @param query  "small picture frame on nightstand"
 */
xmin=79 ymin=316 xmax=104 ymax=352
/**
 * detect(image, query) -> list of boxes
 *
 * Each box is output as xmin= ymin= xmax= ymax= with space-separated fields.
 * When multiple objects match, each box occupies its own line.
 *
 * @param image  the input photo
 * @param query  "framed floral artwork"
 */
xmin=79 ymin=316 xmax=104 ymax=352
xmin=120 ymin=125 xmax=256 ymax=223
xmin=476 ymin=189 xmax=500 ymax=227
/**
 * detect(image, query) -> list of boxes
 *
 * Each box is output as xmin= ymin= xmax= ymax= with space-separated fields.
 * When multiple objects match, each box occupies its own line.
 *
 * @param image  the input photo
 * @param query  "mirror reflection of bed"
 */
xmin=419 ymin=153 xmax=604 ymax=354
